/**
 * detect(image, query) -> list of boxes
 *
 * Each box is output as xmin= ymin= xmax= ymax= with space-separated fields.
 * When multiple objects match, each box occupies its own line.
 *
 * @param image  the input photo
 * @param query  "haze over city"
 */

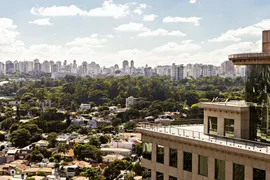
xmin=1 ymin=0 xmax=269 ymax=66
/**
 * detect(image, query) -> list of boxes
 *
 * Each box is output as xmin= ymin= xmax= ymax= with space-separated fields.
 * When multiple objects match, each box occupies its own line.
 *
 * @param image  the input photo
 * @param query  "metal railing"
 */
xmin=137 ymin=123 xmax=270 ymax=154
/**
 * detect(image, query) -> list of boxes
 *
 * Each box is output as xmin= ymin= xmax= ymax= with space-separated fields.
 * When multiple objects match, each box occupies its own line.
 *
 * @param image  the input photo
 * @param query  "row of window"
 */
xmin=208 ymin=116 xmax=235 ymax=137
xmin=142 ymin=142 xmax=266 ymax=180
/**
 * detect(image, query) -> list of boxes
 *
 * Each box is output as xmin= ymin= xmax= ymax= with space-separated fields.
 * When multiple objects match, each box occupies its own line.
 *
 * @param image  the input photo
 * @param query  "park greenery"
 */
xmin=0 ymin=75 xmax=245 ymax=179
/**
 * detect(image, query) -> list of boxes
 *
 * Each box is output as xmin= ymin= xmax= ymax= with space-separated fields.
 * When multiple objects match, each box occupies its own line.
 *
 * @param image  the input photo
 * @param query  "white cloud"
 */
xmin=139 ymin=4 xmax=151 ymax=9
xmin=189 ymin=0 xmax=197 ymax=4
xmin=209 ymin=19 xmax=270 ymax=42
xmin=30 ymin=0 xmax=130 ymax=19
xmin=208 ymin=34 xmax=241 ymax=42
xmin=209 ymin=42 xmax=260 ymax=56
xmin=133 ymin=9 xmax=142 ymax=15
xmin=182 ymin=39 xmax=193 ymax=43
xmin=29 ymin=18 xmax=53 ymax=26
xmin=153 ymin=42 xmax=201 ymax=53
xmin=143 ymin=14 xmax=158 ymax=21
xmin=66 ymin=36 xmax=107 ymax=47
xmin=163 ymin=16 xmax=202 ymax=26
xmin=107 ymin=34 xmax=115 ymax=38
xmin=138 ymin=29 xmax=186 ymax=37
xmin=114 ymin=22 xmax=149 ymax=32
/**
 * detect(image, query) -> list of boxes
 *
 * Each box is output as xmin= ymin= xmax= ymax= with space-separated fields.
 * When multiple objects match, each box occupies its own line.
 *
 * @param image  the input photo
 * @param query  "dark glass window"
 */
xmin=253 ymin=168 xmax=265 ymax=180
xmin=198 ymin=155 xmax=208 ymax=177
xmin=142 ymin=168 xmax=151 ymax=180
xmin=208 ymin=116 xmax=218 ymax=135
xmin=169 ymin=148 xmax=177 ymax=168
xmin=215 ymin=159 xmax=225 ymax=180
xmin=233 ymin=163 xmax=244 ymax=180
xmin=225 ymin=118 xmax=234 ymax=137
xmin=169 ymin=176 xmax=177 ymax=180
xmin=183 ymin=152 xmax=192 ymax=172
xmin=156 ymin=145 xmax=164 ymax=164
xmin=156 ymin=172 xmax=164 ymax=180
xmin=142 ymin=142 xmax=152 ymax=160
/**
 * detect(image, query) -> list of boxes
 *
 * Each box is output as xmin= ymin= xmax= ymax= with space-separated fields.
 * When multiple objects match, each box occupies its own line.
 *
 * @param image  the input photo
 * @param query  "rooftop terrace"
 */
xmin=137 ymin=124 xmax=270 ymax=155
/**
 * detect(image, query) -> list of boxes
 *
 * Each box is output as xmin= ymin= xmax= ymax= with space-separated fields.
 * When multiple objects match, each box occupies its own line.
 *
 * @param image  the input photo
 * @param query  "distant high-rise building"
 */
xmin=130 ymin=60 xmax=135 ymax=74
xmin=63 ymin=60 xmax=67 ymax=67
xmin=122 ymin=60 xmax=129 ymax=74
xmin=82 ymin=61 xmax=88 ymax=75
xmin=0 ymin=62 xmax=5 ymax=74
xmin=144 ymin=67 xmax=152 ymax=77
xmin=171 ymin=64 xmax=184 ymax=81
xmin=221 ymin=60 xmax=234 ymax=75
xmin=14 ymin=60 xmax=19 ymax=72
xmin=5 ymin=60 xmax=14 ymax=74
xmin=56 ymin=61 xmax=62 ymax=72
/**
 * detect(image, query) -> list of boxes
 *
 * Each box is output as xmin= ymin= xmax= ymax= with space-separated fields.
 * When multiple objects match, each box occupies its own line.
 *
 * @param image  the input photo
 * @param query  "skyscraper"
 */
xmin=122 ymin=60 xmax=129 ymax=74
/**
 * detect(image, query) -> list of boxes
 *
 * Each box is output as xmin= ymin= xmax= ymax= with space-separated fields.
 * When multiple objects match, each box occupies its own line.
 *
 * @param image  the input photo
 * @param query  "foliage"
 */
xmin=80 ymin=167 xmax=100 ymax=180
xmin=89 ymin=136 xmax=101 ymax=147
xmin=31 ymin=149 xmax=44 ymax=163
xmin=124 ymin=121 xmax=137 ymax=131
xmin=36 ymin=171 xmax=47 ymax=176
xmin=99 ymin=135 xmax=110 ymax=144
xmin=103 ymin=159 xmax=133 ymax=180
xmin=73 ymin=143 xmax=103 ymax=162
xmin=0 ymin=118 xmax=17 ymax=130
xmin=0 ymin=133 xmax=5 ymax=141
xmin=10 ymin=128 xmax=31 ymax=147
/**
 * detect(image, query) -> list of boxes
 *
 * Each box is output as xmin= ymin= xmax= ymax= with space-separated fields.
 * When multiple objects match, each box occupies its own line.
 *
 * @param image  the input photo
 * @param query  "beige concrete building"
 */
xmin=137 ymin=101 xmax=270 ymax=180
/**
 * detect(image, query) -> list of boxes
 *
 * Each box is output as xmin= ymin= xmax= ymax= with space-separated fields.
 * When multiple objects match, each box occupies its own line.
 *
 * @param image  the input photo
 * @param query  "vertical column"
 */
xmin=266 ymin=164 xmax=270 ymax=180
xmin=225 ymin=161 xmax=233 ymax=180
xmin=217 ymin=117 xmax=224 ymax=136
xmin=177 ymin=149 xmax=183 ymax=178
xmin=164 ymin=146 xmax=170 ymax=166
xmin=204 ymin=110 xmax=208 ymax=134
xmin=192 ymin=153 xmax=198 ymax=180
xmin=245 ymin=166 xmax=253 ymax=180
xmin=152 ymin=142 xmax=157 ymax=163
xmin=234 ymin=117 xmax=241 ymax=139
xmin=164 ymin=146 xmax=170 ymax=180
xmin=208 ymin=157 xmax=215 ymax=180
xmin=151 ymin=169 xmax=156 ymax=180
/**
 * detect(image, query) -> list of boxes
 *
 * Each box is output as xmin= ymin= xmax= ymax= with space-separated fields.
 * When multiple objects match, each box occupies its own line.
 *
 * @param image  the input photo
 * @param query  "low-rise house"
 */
xmin=80 ymin=104 xmax=91 ymax=110
xmin=24 ymin=167 xmax=52 ymax=176
xmin=34 ymin=140 xmax=49 ymax=149
xmin=101 ymin=148 xmax=131 ymax=156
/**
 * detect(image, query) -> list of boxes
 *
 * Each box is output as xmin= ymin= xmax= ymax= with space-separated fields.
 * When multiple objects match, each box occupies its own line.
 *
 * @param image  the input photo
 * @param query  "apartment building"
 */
xmin=137 ymin=101 xmax=270 ymax=180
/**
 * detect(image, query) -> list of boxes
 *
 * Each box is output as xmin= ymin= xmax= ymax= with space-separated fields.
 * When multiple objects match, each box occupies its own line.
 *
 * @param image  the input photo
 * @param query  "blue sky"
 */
xmin=0 ymin=0 xmax=270 ymax=66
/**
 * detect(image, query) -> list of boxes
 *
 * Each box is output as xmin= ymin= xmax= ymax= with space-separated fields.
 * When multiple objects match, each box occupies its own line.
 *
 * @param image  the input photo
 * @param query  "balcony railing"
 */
xmin=137 ymin=123 xmax=270 ymax=154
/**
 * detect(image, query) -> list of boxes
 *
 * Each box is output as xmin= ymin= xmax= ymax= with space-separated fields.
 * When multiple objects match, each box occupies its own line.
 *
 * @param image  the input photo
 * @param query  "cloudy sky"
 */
xmin=0 ymin=0 xmax=270 ymax=67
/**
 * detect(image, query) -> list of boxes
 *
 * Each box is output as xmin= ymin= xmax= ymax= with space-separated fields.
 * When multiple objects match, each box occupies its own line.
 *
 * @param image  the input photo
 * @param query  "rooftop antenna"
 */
xmin=225 ymin=98 xmax=229 ymax=105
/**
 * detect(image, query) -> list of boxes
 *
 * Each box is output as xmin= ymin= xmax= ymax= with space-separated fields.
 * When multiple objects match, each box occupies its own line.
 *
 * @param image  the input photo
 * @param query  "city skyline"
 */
xmin=1 ymin=0 xmax=270 ymax=66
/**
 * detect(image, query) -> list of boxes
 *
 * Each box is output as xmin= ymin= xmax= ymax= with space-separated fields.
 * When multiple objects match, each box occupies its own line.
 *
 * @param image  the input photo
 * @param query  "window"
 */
xmin=169 ymin=176 xmax=177 ymax=180
xmin=183 ymin=152 xmax=192 ymax=172
xmin=253 ymin=168 xmax=265 ymax=180
xmin=215 ymin=159 xmax=225 ymax=180
xmin=233 ymin=163 xmax=244 ymax=180
xmin=142 ymin=142 xmax=152 ymax=160
xmin=198 ymin=155 xmax=208 ymax=177
xmin=169 ymin=148 xmax=177 ymax=168
xmin=142 ymin=168 xmax=151 ymax=180
xmin=156 ymin=172 xmax=164 ymax=180
xmin=225 ymin=118 xmax=234 ymax=137
xmin=156 ymin=145 xmax=164 ymax=164
xmin=208 ymin=116 xmax=218 ymax=135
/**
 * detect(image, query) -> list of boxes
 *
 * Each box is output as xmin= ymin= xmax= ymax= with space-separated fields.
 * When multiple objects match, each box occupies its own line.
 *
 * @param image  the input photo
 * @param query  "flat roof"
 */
xmin=198 ymin=101 xmax=251 ymax=111
xmin=137 ymin=124 xmax=270 ymax=155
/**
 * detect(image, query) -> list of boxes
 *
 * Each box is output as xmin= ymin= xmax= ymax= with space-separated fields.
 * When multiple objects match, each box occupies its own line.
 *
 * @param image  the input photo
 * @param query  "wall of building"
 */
xmin=140 ymin=129 xmax=270 ymax=180
xmin=203 ymin=108 xmax=250 ymax=139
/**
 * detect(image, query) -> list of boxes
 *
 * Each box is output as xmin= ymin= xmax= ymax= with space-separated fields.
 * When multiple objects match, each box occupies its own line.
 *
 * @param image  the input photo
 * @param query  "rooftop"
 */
xmin=137 ymin=124 xmax=270 ymax=155
xmin=198 ymin=101 xmax=251 ymax=111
